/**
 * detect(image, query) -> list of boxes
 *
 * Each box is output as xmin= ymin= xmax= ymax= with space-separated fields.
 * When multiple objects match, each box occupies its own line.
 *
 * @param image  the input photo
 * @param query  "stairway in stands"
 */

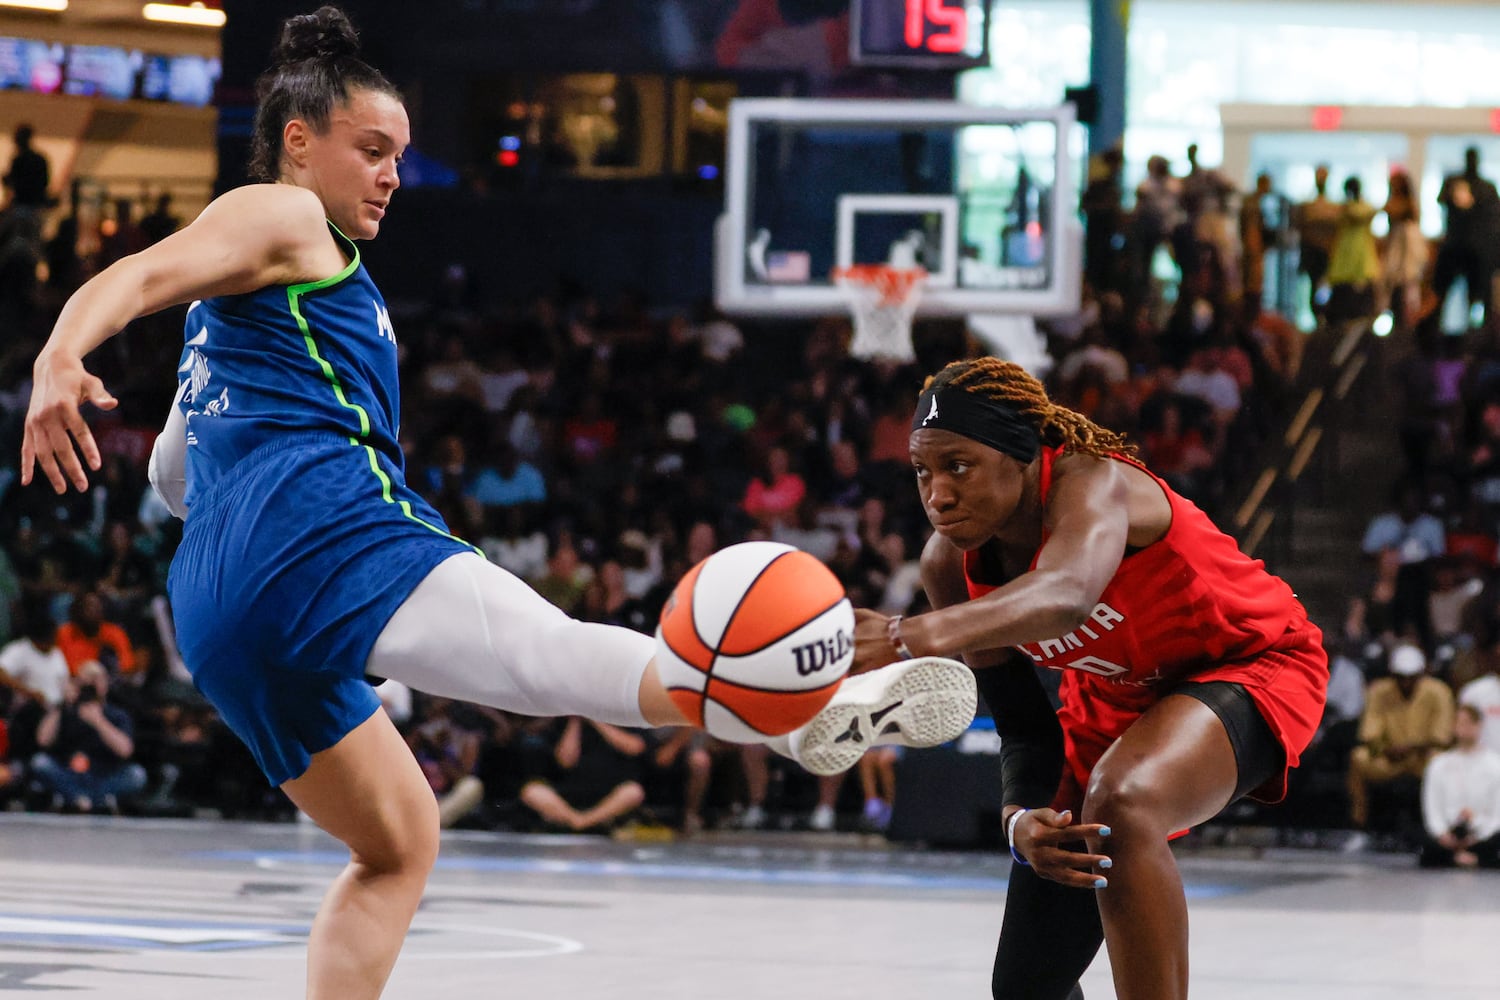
xmin=1228 ymin=321 xmax=1397 ymax=633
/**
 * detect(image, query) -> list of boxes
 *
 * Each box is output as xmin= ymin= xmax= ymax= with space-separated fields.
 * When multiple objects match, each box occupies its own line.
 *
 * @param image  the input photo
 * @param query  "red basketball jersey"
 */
xmin=964 ymin=446 xmax=1327 ymax=805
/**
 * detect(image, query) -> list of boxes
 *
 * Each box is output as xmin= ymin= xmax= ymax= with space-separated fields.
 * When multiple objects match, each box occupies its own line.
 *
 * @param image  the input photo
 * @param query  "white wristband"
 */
xmin=1006 ymin=808 xmax=1031 ymax=866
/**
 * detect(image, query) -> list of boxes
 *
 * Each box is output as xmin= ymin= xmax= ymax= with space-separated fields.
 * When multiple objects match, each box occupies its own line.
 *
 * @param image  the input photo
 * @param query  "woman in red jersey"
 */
xmin=852 ymin=357 xmax=1328 ymax=1000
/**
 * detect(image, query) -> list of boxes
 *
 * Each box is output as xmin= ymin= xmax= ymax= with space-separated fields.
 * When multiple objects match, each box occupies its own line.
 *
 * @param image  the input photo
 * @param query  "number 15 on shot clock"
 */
xmin=851 ymin=0 xmax=992 ymax=68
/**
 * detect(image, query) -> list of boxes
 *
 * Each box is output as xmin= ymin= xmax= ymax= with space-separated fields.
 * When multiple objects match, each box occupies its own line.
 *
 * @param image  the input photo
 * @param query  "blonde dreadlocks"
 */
xmin=921 ymin=357 xmax=1137 ymax=458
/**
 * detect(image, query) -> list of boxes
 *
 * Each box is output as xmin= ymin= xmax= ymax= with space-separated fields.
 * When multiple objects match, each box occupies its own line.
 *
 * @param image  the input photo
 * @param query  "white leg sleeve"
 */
xmin=367 ymin=552 xmax=652 ymax=726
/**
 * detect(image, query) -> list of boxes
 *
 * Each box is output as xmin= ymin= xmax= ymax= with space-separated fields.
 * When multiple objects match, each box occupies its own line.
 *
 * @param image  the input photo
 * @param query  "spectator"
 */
xmin=733 ymin=742 xmax=772 ymax=830
xmin=1433 ymin=146 xmax=1500 ymax=328
xmin=1419 ymin=704 xmax=1500 ymax=868
xmin=1081 ymin=146 xmax=1125 ymax=294
xmin=578 ymin=559 xmax=648 ymax=633
xmin=644 ymin=727 xmax=723 ymax=835
xmin=740 ymin=445 xmax=806 ymax=530
xmin=29 ymin=661 xmax=147 ymax=813
xmin=470 ymin=440 xmax=546 ymax=510
xmin=420 ymin=332 xmax=486 ymax=409
xmin=1174 ymin=347 xmax=1241 ymax=433
xmin=1325 ymin=176 xmax=1380 ymax=324
xmin=0 ymin=603 xmax=68 ymax=709
xmin=55 ymin=590 xmax=136 ymax=677
xmin=1361 ymin=482 xmax=1446 ymax=645
xmin=1382 ymin=169 xmax=1429 ymax=332
xmin=1240 ymin=172 xmax=1275 ymax=310
xmin=1347 ymin=644 xmax=1456 ymax=847
xmin=139 ymin=192 xmax=180 ymax=246
xmin=3 ymin=123 xmax=50 ymax=254
xmin=1141 ymin=396 xmax=1215 ymax=499
xmin=95 ymin=521 xmax=157 ymax=620
xmin=1459 ymin=655 xmax=1500 ymax=753
xmin=1129 ymin=154 xmax=1182 ymax=298
xmin=1428 ymin=556 xmax=1484 ymax=646
xmin=479 ymin=506 xmax=550 ymax=582
xmin=857 ymin=745 xmax=901 ymax=833
xmin=1294 ymin=164 xmax=1341 ymax=322
xmin=517 ymin=716 xmax=646 ymax=833
xmin=529 ymin=536 xmax=591 ymax=614
xmin=808 ymin=771 xmax=845 ymax=832
xmin=407 ymin=696 xmax=487 ymax=829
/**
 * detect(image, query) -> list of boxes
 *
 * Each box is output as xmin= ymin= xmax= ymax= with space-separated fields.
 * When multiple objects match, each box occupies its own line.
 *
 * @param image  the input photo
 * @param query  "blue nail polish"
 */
xmin=1098 ymin=858 xmax=1113 ymax=870
xmin=1094 ymin=877 xmax=1108 ymax=889
xmin=1098 ymin=826 xmax=1112 ymax=837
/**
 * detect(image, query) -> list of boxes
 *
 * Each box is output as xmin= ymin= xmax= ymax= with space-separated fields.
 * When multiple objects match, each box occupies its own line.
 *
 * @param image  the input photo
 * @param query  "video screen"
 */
xmin=140 ymin=53 xmax=219 ymax=106
xmin=167 ymin=54 xmax=219 ymax=106
xmin=64 ymin=44 xmax=142 ymax=100
xmin=0 ymin=37 xmax=64 ymax=94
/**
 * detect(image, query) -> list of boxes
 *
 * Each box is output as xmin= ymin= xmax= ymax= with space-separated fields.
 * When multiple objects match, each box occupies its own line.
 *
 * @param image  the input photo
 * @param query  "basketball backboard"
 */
xmin=715 ymin=98 xmax=1081 ymax=317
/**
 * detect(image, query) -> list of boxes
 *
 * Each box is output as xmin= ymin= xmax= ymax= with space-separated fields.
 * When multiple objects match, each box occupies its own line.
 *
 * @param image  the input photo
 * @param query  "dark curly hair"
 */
xmin=248 ymin=6 xmax=401 ymax=183
xmin=921 ymin=356 xmax=1137 ymax=458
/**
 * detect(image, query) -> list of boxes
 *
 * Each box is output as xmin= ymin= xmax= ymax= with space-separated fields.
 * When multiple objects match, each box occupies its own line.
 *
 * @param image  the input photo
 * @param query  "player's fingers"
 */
xmin=19 ymin=431 xmax=36 ymax=486
xmin=1034 ymin=858 xmax=1109 ymax=890
xmin=84 ymin=375 xmax=118 ymax=412
xmin=32 ymin=429 xmax=69 ymax=493
xmin=63 ymin=399 xmax=102 ymax=476
xmin=44 ymin=419 xmax=89 ymax=492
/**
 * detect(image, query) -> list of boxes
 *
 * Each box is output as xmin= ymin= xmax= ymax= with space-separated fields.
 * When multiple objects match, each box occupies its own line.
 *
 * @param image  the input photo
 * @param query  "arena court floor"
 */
xmin=0 ymin=814 xmax=1495 ymax=998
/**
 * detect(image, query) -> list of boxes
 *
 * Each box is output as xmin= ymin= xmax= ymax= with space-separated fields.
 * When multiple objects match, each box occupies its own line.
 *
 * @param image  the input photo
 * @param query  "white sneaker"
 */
xmin=809 ymin=803 xmax=836 ymax=832
xmin=736 ymin=804 xmax=768 ymax=830
xmin=771 ymin=657 xmax=976 ymax=776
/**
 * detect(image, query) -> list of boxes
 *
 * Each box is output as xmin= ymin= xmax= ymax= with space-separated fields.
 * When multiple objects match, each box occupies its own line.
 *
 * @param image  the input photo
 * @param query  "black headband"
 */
xmin=911 ymin=386 xmax=1040 ymax=462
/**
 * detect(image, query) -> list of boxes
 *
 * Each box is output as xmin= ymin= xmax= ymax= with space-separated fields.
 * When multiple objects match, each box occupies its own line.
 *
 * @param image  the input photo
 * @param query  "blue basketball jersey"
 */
xmin=176 ymin=221 xmax=403 ymax=509
xmin=166 ymin=220 xmax=475 ymax=785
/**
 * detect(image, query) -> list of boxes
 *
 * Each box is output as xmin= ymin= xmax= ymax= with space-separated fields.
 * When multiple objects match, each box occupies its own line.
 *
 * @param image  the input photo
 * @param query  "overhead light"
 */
xmin=0 ymin=1 xmax=69 ymax=12
xmin=142 ymin=2 xmax=225 ymax=27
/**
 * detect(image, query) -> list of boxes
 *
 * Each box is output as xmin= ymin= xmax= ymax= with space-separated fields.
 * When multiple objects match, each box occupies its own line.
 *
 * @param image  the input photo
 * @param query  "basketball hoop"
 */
xmin=832 ymin=264 xmax=927 ymax=362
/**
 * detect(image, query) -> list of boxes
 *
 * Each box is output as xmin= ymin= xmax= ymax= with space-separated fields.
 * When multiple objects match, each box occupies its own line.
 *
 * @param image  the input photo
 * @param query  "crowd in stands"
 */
xmin=3 ymin=125 xmax=1500 ymax=859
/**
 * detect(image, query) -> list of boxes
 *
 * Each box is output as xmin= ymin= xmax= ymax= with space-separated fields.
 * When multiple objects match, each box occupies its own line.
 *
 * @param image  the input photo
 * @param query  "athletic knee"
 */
xmin=1083 ymin=764 xmax=1168 ymax=838
xmin=620 ymin=781 xmax=646 ymax=809
xmin=687 ymin=748 xmax=712 ymax=777
xmin=349 ymin=795 xmax=440 ymax=878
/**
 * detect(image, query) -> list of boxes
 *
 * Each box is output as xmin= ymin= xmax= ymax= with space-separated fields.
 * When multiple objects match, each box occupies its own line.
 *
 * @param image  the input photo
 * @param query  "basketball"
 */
xmin=655 ymin=541 xmax=855 ymax=742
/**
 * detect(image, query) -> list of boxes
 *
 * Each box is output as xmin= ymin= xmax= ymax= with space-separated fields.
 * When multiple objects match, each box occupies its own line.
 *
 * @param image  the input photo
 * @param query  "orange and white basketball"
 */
xmin=655 ymin=541 xmax=854 ymax=742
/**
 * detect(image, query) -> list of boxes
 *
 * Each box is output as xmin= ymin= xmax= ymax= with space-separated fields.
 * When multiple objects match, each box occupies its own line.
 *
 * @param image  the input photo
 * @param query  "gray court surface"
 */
xmin=0 ymin=814 xmax=1494 ymax=998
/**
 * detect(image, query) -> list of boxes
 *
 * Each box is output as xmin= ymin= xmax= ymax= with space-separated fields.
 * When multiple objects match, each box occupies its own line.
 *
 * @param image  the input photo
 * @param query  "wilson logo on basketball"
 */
xmin=791 ymin=629 xmax=853 ymax=676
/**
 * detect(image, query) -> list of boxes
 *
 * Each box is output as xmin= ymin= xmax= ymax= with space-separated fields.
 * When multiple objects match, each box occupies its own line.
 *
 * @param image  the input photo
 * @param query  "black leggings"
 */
xmin=990 ymin=681 xmax=1283 ymax=999
xmin=992 ymin=858 xmax=1100 ymax=999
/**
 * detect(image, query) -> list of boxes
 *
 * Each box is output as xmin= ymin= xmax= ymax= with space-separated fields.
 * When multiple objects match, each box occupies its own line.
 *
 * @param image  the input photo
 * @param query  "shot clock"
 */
xmin=851 ymin=0 xmax=991 ymax=69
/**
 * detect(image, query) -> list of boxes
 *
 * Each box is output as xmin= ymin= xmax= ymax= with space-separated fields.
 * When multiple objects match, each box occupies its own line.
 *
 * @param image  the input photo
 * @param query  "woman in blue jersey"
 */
xmin=20 ymin=7 xmax=974 ymax=997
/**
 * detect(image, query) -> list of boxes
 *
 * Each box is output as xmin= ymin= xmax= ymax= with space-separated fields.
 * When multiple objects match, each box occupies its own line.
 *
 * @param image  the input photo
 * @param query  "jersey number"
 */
xmin=1063 ymin=655 xmax=1127 ymax=677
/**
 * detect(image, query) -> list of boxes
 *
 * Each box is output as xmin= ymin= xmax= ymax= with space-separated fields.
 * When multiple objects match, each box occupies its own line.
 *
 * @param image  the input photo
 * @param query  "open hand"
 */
xmin=1011 ymin=808 xmax=1113 ymax=889
xmin=22 ymin=352 xmax=117 ymax=493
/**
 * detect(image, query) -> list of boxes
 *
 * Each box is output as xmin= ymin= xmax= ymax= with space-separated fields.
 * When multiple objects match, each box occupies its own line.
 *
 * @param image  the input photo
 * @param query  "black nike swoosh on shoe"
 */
xmin=869 ymin=700 xmax=904 ymax=727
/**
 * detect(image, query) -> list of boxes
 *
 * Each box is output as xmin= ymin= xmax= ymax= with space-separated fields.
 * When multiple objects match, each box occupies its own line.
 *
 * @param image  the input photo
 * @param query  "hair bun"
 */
xmin=273 ymin=5 xmax=360 ymax=65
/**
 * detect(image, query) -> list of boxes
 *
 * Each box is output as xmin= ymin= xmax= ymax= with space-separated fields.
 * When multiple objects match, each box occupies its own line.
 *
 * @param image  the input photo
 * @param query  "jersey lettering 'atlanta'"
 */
xmin=174 ymin=222 xmax=402 ymax=510
xmin=964 ymin=446 xmax=1303 ymax=693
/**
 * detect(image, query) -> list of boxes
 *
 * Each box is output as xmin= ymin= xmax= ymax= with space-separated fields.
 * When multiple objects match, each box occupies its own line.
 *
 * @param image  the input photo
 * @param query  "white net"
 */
xmin=833 ymin=265 xmax=927 ymax=362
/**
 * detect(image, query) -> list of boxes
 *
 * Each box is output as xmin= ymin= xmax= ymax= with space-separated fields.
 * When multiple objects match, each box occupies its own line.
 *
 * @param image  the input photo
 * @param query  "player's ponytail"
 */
xmin=248 ymin=5 xmax=400 ymax=182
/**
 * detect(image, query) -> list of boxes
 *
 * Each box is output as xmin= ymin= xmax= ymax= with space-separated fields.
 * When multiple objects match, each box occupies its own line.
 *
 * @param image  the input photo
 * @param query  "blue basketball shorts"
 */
xmin=167 ymin=434 xmax=474 ymax=786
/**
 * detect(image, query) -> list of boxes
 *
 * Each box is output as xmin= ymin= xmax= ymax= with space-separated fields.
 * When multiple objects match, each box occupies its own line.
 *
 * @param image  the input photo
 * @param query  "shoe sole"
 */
xmin=792 ymin=657 xmax=977 ymax=776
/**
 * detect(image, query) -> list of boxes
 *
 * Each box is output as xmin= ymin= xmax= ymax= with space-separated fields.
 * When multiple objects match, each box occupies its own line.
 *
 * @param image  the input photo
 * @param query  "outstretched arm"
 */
xmin=904 ymin=455 xmax=1132 ymax=657
xmin=23 ymin=184 xmax=336 ymax=493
